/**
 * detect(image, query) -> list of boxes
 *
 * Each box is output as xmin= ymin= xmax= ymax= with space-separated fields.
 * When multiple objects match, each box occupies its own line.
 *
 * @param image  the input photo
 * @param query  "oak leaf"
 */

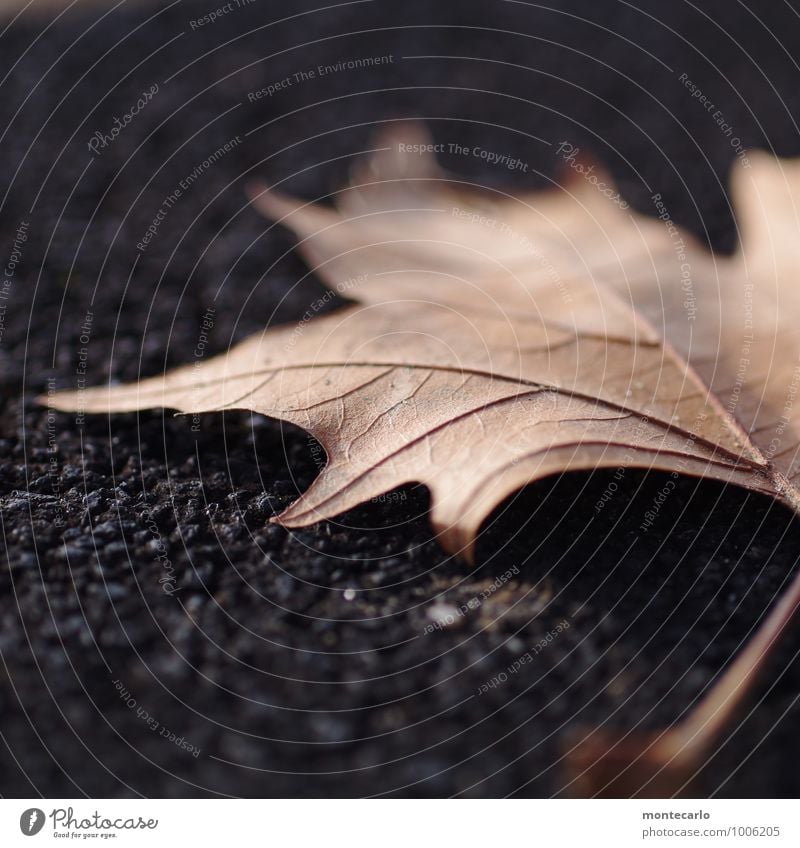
xmin=44 ymin=126 xmax=797 ymax=561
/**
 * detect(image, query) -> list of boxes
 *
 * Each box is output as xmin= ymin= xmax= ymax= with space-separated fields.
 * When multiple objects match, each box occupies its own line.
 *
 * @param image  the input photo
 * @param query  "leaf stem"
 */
xmin=567 ymin=559 xmax=800 ymax=797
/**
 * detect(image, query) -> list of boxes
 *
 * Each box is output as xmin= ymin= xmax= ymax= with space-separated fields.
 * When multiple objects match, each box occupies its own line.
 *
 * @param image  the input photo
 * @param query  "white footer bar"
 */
xmin=1 ymin=798 xmax=795 ymax=847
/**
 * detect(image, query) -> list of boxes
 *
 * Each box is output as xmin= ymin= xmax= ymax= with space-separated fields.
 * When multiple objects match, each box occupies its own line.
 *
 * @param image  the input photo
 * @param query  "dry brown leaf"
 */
xmin=42 ymin=124 xmax=800 ymax=796
xmin=43 ymin=126 xmax=794 ymax=558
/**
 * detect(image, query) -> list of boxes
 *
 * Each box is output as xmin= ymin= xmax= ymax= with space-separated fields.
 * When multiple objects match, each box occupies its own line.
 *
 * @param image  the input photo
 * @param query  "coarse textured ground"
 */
xmin=1 ymin=0 xmax=800 ymax=798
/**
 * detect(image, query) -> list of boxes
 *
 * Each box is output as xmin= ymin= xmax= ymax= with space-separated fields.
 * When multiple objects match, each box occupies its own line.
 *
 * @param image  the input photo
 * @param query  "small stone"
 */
xmin=83 ymin=491 xmax=106 ymax=515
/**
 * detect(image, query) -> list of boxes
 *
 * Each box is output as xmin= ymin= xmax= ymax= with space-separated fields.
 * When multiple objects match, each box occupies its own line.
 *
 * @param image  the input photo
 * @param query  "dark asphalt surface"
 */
xmin=1 ymin=0 xmax=800 ymax=797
